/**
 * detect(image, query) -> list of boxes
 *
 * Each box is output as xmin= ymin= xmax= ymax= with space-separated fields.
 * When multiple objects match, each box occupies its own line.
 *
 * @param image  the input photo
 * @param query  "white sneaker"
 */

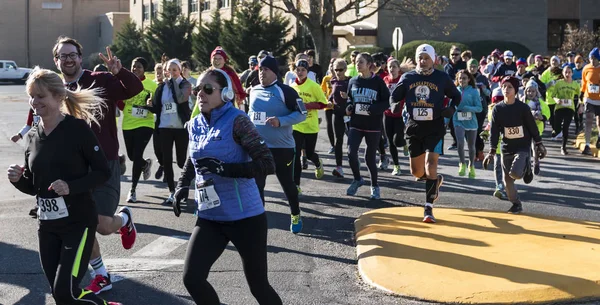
xmin=142 ymin=159 xmax=153 ymax=181
xmin=378 ymin=156 xmax=390 ymax=170
xmin=126 ymin=189 xmax=136 ymax=203
xmin=391 ymin=165 xmax=401 ymax=176
xmin=332 ymin=166 xmax=344 ymax=178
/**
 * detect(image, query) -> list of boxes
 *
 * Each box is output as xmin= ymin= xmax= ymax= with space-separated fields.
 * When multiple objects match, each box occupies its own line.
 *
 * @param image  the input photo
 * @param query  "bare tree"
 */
xmin=261 ymin=0 xmax=453 ymax=67
xmin=559 ymin=23 xmax=599 ymax=57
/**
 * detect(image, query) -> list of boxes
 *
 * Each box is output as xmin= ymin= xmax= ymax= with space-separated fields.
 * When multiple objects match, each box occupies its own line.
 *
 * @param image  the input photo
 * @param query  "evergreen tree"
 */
xmin=112 ymin=19 xmax=153 ymax=69
xmin=192 ymin=9 xmax=222 ymax=70
xmin=220 ymin=2 xmax=294 ymax=70
xmin=144 ymin=0 xmax=195 ymax=64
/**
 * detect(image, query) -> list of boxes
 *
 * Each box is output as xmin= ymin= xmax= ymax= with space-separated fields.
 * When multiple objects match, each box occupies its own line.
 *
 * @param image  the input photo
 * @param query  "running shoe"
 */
xmin=423 ymin=206 xmax=436 ymax=223
xmin=561 ymin=147 xmax=568 ymax=155
xmin=126 ymin=189 xmax=136 ymax=203
xmin=302 ymin=156 xmax=308 ymax=170
xmin=447 ymin=144 xmax=457 ymax=151
xmin=108 ymin=302 xmax=123 ymax=305
xmin=507 ymin=203 xmax=523 ymax=214
xmin=296 ymin=185 xmax=302 ymax=196
xmin=290 ymin=214 xmax=303 ymax=234
xmin=555 ymin=131 xmax=563 ymax=140
xmin=332 ymin=166 xmax=344 ymax=178
xmin=29 ymin=205 xmax=38 ymax=218
xmin=328 ymin=146 xmax=335 ymax=154
xmin=582 ymin=145 xmax=592 ymax=155
xmin=85 ymin=274 xmax=112 ymax=295
xmin=142 ymin=158 xmax=153 ymax=181
xmin=493 ymin=189 xmax=507 ymax=200
xmin=432 ymin=174 xmax=444 ymax=202
xmin=523 ymin=164 xmax=534 ymax=184
xmin=346 ymin=179 xmax=364 ymax=196
xmin=378 ymin=155 xmax=390 ymax=170
xmin=162 ymin=193 xmax=175 ymax=206
xmin=468 ymin=166 xmax=476 ymax=179
xmin=119 ymin=154 xmax=126 ymax=175
xmin=118 ymin=207 xmax=137 ymax=250
xmin=403 ymin=145 xmax=409 ymax=156
xmin=458 ymin=163 xmax=466 ymax=176
xmin=391 ymin=165 xmax=401 ymax=176
xmin=155 ymin=165 xmax=164 ymax=179
xmin=315 ymin=159 xmax=325 ymax=179
xmin=370 ymin=186 xmax=381 ymax=200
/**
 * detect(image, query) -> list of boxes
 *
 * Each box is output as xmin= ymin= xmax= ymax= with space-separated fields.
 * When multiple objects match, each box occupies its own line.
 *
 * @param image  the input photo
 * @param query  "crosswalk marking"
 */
xmin=132 ymin=235 xmax=189 ymax=257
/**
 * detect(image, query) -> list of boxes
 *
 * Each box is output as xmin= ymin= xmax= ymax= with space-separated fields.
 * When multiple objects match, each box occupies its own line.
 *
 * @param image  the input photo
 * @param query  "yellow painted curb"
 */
xmin=355 ymin=207 xmax=600 ymax=304
xmin=574 ymin=130 xmax=599 ymax=158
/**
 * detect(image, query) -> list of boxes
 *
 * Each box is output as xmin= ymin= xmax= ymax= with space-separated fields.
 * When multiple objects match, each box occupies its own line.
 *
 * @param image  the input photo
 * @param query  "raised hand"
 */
xmin=98 ymin=46 xmax=122 ymax=75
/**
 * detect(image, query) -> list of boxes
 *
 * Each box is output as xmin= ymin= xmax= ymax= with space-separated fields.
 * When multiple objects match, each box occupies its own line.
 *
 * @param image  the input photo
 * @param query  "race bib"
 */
xmin=195 ymin=180 xmax=221 ymax=211
xmin=163 ymin=102 xmax=177 ymax=114
xmin=249 ymin=111 xmax=267 ymax=125
xmin=343 ymin=116 xmax=351 ymax=123
xmin=504 ymin=126 xmax=524 ymax=139
xmin=37 ymin=197 xmax=68 ymax=220
xmin=589 ymin=84 xmax=599 ymax=94
xmin=456 ymin=112 xmax=472 ymax=121
xmin=413 ymin=108 xmax=433 ymax=121
xmin=558 ymin=99 xmax=573 ymax=107
xmin=132 ymin=106 xmax=148 ymax=118
xmin=355 ymin=103 xmax=370 ymax=116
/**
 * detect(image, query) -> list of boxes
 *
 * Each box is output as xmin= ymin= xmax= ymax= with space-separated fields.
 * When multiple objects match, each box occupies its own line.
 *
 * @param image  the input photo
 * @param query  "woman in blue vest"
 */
xmin=173 ymin=69 xmax=282 ymax=305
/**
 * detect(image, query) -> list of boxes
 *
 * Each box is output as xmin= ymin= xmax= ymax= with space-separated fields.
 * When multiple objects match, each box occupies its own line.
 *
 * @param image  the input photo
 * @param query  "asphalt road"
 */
xmin=1 ymin=83 xmax=599 ymax=305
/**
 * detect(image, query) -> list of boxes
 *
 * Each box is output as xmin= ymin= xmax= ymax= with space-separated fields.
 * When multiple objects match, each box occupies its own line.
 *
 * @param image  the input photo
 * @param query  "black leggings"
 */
xmin=293 ymin=131 xmax=321 ymax=186
xmin=255 ymin=148 xmax=300 ymax=215
xmin=183 ymin=213 xmax=282 ymax=305
xmin=333 ymin=113 xmax=347 ymax=167
xmin=160 ymin=128 xmax=189 ymax=192
xmin=325 ymin=109 xmax=334 ymax=147
xmin=549 ymin=104 xmax=556 ymax=135
xmin=123 ymin=127 xmax=153 ymax=190
xmin=554 ymin=108 xmax=574 ymax=148
xmin=39 ymin=225 xmax=110 ymax=304
xmin=348 ymin=128 xmax=380 ymax=186
xmin=153 ymin=127 xmax=163 ymax=167
xmin=449 ymin=116 xmax=457 ymax=145
xmin=384 ymin=115 xmax=405 ymax=165
xmin=475 ymin=109 xmax=487 ymax=152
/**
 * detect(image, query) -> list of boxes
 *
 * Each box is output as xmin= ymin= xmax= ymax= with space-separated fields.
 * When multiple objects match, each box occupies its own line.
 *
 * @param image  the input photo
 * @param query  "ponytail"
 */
xmin=64 ymin=87 xmax=106 ymax=126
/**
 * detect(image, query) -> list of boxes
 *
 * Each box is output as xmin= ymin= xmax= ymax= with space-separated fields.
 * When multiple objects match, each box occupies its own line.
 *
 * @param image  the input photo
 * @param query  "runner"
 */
xmin=346 ymin=50 xmax=360 ymax=77
xmin=541 ymin=56 xmax=563 ymax=134
xmin=152 ymin=63 xmax=166 ymax=181
xmin=172 ymin=69 xmax=283 ymax=305
xmin=580 ymin=47 xmax=600 ymax=155
xmin=390 ymin=44 xmax=462 ymax=222
xmin=305 ymin=49 xmax=324 ymax=83
xmin=345 ymin=53 xmax=390 ymax=200
xmin=484 ymin=76 xmax=547 ymax=213
xmin=523 ymin=79 xmax=549 ymax=175
xmin=321 ymin=58 xmax=338 ymax=154
xmin=148 ymin=59 xmax=192 ymax=205
xmin=247 ymin=55 xmax=306 ymax=233
xmin=44 ymin=37 xmax=141 ymax=294
xmin=445 ymin=46 xmax=467 ymax=150
xmin=120 ymin=57 xmax=156 ymax=203
xmin=291 ymin=59 xmax=328 ymax=192
xmin=547 ymin=66 xmax=580 ymax=155
xmin=453 ymin=70 xmax=482 ymax=178
xmin=8 ymin=67 xmax=121 ymax=305
xmin=329 ymin=58 xmax=351 ymax=178
xmin=467 ymin=58 xmax=491 ymax=161
xmin=182 ymin=60 xmax=197 ymax=109
xmin=573 ymin=55 xmax=585 ymax=132
xmin=482 ymin=87 xmax=508 ymax=200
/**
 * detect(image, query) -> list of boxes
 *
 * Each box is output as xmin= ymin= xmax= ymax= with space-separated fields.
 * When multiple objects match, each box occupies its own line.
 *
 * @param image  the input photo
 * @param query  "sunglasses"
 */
xmin=193 ymin=83 xmax=221 ymax=96
xmin=334 ymin=68 xmax=345 ymax=72
xmin=451 ymin=53 xmax=460 ymax=57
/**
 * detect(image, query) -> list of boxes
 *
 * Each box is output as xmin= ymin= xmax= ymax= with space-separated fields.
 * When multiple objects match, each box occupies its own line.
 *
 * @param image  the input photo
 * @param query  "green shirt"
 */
xmin=122 ymin=78 xmax=157 ymax=130
xmin=345 ymin=64 xmax=358 ymax=78
xmin=546 ymin=80 xmax=580 ymax=111
xmin=291 ymin=79 xmax=327 ymax=134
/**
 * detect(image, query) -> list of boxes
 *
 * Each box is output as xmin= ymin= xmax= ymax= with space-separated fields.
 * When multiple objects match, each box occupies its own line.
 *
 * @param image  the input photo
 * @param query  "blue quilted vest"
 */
xmin=187 ymin=102 xmax=264 ymax=221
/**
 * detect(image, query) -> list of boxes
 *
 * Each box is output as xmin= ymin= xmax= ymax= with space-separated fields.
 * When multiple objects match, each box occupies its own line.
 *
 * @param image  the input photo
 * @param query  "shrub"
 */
xmin=467 ymin=40 xmax=532 ymax=61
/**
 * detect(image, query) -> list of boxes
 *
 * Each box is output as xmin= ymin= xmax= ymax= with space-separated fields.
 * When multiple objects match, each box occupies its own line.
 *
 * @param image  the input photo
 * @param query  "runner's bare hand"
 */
xmin=7 ymin=164 xmax=24 ymax=183
xmin=49 ymin=180 xmax=70 ymax=196
xmin=99 ymin=46 xmax=122 ymax=75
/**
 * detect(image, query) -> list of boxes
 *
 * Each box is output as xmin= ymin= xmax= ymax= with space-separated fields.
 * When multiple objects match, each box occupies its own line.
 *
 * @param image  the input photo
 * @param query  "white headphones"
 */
xmin=213 ymin=68 xmax=235 ymax=102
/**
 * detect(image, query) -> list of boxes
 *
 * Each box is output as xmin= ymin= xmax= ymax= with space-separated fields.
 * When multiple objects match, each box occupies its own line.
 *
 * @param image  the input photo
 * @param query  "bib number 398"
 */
xmin=504 ymin=126 xmax=524 ymax=139
xmin=413 ymin=108 xmax=433 ymax=121
xmin=37 ymin=197 xmax=68 ymax=220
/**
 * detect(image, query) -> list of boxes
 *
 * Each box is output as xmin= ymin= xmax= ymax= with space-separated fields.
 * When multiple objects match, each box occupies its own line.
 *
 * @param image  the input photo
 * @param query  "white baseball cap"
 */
xmin=504 ymin=50 xmax=514 ymax=59
xmin=415 ymin=44 xmax=436 ymax=63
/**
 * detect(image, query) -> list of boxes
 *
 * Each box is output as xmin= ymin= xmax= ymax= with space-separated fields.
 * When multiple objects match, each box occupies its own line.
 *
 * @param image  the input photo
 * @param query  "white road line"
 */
xmin=132 ymin=235 xmax=189 ymax=257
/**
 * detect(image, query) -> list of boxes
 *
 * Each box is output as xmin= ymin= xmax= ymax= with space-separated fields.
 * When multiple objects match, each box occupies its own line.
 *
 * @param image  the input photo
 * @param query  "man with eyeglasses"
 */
xmin=41 ymin=36 xmax=143 ymax=295
xmin=247 ymin=55 xmax=307 ymax=233
xmin=444 ymin=45 xmax=467 ymax=81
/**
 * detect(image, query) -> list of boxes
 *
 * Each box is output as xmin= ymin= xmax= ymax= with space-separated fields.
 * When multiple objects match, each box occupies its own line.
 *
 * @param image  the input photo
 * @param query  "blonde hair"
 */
xmin=26 ymin=67 xmax=106 ymax=126
xmin=333 ymin=58 xmax=347 ymax=69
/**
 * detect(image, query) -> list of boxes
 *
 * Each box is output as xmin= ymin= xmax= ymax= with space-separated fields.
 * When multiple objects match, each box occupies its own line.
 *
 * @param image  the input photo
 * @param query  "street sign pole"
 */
xmin=392 ymin=27 xmax=403 ymax=59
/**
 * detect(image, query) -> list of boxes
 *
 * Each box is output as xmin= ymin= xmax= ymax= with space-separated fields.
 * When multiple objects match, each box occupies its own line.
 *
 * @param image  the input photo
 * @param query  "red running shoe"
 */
xmin=85 ymin=274 xmax=112 ymax=295
xmin=118 ymin=206 xmax=136 ymax=250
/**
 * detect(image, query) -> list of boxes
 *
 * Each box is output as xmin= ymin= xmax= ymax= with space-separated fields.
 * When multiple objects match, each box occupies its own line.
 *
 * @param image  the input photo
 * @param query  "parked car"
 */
xmin=0 ymin=60 xmax=31 ymax=84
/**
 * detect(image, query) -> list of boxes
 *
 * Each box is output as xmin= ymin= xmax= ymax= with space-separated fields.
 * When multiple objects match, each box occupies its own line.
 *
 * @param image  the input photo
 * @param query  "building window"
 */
xmin=202 ymin=1 xmax=211 ymax=11
xmin=143 ymin=4 xmax=150 ymax=21
xmin=152 ymin=2 xmax=158 ymax=18
xmin=218 ymin=0 xmax=230 ymax=9
xmin=190 ymin=0 xmax=198 ymax=12
xmin=548 ymin=19 xmax=579 ymax=50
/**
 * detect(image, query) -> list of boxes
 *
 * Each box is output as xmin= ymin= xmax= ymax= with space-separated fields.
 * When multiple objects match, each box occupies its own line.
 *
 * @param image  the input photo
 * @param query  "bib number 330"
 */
xmin=504 ymin=126 xmax=524 ymax=139
xmin=37 ymin=197 xmax=68 ymax=220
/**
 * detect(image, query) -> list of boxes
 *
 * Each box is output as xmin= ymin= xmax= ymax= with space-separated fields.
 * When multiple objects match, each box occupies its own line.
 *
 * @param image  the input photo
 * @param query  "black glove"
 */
xmin=195 ymin=157 xmax=228 ymax=176
xmin=441 ymin=106 xmax=456 ymax=118
xmin=346 ymin=104 xmax=354 ymax=115
xmin=535 ymin=142 xmax=547 ymax=160
xmin=390 ymin=102 xmax=402 ymax=114
xmin=483 ymin=153 xmax=494 ymax=170
xmin=172 ymin=186 xmax=189 ymax=217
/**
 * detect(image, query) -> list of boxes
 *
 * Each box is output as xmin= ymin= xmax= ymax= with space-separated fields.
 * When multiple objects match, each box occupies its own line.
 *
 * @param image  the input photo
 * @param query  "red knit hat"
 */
xmin=211 ymin=46 xmax=229 ymax=62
